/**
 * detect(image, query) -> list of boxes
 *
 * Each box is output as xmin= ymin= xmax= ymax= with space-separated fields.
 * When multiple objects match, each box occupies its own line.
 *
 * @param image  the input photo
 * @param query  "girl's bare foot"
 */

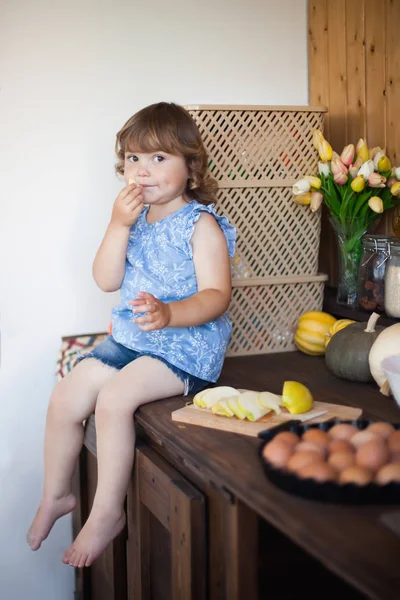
xmin=62 ymin=509 xmax=126 ymax=568
xmin=27 ymin=494 xmax=77 ymax=551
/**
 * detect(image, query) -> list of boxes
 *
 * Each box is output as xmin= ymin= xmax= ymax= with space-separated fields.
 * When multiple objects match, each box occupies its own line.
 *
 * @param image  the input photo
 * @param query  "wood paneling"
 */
xmin=386 ymin=0 xmax=400 ymax=167
xmin=308 ymin=0 xmax=400 ymax=284
xmin=365 ymin=0 xmax=386 ymax=148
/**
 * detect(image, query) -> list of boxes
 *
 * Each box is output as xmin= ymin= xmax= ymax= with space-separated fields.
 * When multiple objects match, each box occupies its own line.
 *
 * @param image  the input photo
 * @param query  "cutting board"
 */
xmin=171 ymin=401 xmax=362 ymax=437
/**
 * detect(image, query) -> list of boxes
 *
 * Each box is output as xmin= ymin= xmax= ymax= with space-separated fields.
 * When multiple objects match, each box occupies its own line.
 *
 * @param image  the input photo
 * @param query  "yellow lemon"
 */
xmin=282 ymin=381 xmax=314 ymax=414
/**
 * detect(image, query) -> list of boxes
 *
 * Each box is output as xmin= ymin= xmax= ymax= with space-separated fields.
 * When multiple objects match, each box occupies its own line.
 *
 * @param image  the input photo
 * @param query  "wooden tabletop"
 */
xmin=131 ymin=352 xmax=400 ymax=600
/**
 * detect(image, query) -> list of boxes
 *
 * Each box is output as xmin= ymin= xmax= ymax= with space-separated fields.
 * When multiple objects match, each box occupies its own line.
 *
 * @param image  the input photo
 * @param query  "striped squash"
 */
xmin=294 ymin=311 xmax=337 ymax=356
xmin=324 ymin=319 xmax=356 ymax=348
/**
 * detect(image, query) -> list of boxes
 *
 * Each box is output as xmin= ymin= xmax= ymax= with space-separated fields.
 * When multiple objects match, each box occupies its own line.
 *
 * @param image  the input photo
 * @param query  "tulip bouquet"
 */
xmin=292 ymin=131 xmax=400 ymax=307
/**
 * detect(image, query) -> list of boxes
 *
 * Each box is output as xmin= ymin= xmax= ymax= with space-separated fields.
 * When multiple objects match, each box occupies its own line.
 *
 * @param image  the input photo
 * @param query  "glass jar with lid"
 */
xmin=384 ymin=238 xmax=400 ymax=319
xmin=358 ymin=234 xmax=393 ymax=312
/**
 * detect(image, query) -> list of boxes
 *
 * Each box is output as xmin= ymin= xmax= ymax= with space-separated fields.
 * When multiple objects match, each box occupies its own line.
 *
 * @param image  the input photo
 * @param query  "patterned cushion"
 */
xmin=56 ymin=333 xmax=107 ymax=381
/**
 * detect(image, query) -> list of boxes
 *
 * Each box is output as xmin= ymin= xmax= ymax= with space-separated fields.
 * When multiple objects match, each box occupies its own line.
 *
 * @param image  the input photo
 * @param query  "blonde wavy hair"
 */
xmin=115 ymin=102 xmax=218 ymax=206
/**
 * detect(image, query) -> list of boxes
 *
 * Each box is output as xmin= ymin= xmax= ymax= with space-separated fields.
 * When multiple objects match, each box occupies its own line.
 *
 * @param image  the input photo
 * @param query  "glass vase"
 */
xmin=329 ymin=216 xmax=368 ymax=309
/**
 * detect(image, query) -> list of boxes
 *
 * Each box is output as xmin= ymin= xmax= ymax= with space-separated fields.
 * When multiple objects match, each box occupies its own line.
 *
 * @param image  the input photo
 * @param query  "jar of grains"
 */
xmin=384 ymin=238 xmax=400 ymax=319
xmin=358 ymin=235 xmax=393 ymax=312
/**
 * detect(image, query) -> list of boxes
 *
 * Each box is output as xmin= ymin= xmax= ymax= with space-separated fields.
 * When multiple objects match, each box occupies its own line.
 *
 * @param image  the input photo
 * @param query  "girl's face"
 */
xmin=124 ymin=150 xmax=189 ymax=207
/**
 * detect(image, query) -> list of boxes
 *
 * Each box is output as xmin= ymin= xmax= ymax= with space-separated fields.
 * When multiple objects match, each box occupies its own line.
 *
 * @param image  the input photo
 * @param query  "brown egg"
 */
xmin=297 ymin=462 xmax=337 ymax=483
xmin=262 ymin=440 xmax=293 ymax=469
xmin=375 ymin=463 xmax=400 ymax=485
xmin=295 ymin=441 xmax=327 ymax=458
xmin=286 ymin=451 xmax=323 ymax=473
xmin=390 ymin=451 xmax=400 ymax=463
xmin=356 ymin=439 xmax=390 ymax=472
xmin=328 ymin=439 xmax=354 ymax=454
xmin=328 ymin=423 xmax=358 ymax=441
xmin=328 ymin=451 xmax=355 ymax=472
xmin=351 ymin=429 xmax=380 ymax=449
xmin=339 ymin=466 xmax=374 ymax=485
xmin=302 ymin=428 xmax=331 ymax=451
xmin=274 ymin=431 xmax=300 ymax=448
xmin=388 ymin=430 xmax=400 ymax=453
xmin=367 ymin=422 xmax=395 ymax=440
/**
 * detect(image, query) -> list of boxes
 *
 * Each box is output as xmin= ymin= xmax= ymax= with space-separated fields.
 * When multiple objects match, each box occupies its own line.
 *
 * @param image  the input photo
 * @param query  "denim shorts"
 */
xmin=77 ymin=335 xmax=209 ymax=396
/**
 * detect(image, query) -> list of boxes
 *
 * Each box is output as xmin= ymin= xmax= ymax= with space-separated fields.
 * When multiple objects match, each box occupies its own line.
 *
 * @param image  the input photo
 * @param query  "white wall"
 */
xmin=0 ymin=1 xmax=308 ymax=598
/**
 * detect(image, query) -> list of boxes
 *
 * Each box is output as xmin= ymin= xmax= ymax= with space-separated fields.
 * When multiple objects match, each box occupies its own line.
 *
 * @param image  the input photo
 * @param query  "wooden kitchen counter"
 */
xmin=133 ymin=352 xmax=400 ymax=600
xmin=79 ymin=351 xmax=400 ymax=600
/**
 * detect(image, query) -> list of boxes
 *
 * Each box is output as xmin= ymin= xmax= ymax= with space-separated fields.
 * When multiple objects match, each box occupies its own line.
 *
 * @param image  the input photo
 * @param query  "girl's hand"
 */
xmin=130 ymin=292 xmax=172 ymax=331
xmin=111 ymin=183 xmax=144 ymax=228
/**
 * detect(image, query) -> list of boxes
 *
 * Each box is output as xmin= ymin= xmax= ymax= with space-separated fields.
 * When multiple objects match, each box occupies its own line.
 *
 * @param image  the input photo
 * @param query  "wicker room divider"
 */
xmin=187 ymin=105 xmax=328 ymax=356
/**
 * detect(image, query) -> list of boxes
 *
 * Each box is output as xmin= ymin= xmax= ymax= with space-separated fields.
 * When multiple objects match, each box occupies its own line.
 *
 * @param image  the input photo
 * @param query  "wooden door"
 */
xmin=126 ymin=443 xmax=206 ymax=600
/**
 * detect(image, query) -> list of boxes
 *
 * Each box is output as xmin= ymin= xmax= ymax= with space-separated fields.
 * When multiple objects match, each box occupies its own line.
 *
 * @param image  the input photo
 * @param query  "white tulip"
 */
xmin=373 ymin=150 xmax=385 ymax=170
xmin=357 ymin=159 xmax=375 ymax=180
xmin=395 ymin=166 xmax=400 ymax=181
xmin=318 ymin=162 xmax=331 ymax=176
xmin=292 ymin=178 xmax=311 ymax=195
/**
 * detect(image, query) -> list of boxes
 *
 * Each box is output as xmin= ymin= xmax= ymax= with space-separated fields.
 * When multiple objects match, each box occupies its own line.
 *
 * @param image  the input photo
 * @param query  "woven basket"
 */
xmin=187 ymin=105 xmax=328 ymax=356
xmin=187 ymin=104 xmax=327 ymax=187
xmin=227 ymin=276 xmax=326 ymax=356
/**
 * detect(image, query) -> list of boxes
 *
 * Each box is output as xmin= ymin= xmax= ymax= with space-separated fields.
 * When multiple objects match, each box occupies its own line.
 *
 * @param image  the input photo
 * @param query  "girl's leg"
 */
xmin=27 ymin=358 xmax=118 ymax=550
xmin=62 ymin=356 xmax=185 ymax=568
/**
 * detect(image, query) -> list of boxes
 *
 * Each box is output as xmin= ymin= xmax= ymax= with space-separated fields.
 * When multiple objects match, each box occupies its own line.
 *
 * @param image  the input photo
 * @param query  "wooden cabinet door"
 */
xmin=85 ymin=449 xmax=128 ymax=600
xmin=126 ymin=443 xmax=206 ymax=600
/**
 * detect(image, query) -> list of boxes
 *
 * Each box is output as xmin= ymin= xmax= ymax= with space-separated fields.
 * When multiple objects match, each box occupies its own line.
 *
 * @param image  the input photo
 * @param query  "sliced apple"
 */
xmin=194 ymin=386 xmax=240 ymax=409
xmin=211 ymin=399 xmax=235 ymax=417
xmin=237 ymin=390 xmax=259 ymax=419
xmin=211 ymin=403 xmax=228 ymax=416
xmin=218 ymin=399 xmax=235 ymax=417
xmin=193 ymin=390 xmax=206 ymax=407
xmin=258 ymin=391 xmax=282 ymax=415
xmin=238 ymin=390 xmax=271 ymax=421
xmin=226 ymin=396 xmax=248 ymax=419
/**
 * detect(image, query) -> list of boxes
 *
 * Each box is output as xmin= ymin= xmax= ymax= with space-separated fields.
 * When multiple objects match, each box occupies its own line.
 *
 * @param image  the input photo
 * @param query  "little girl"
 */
xmin=27 ymin=102 xmax=236 ymax=568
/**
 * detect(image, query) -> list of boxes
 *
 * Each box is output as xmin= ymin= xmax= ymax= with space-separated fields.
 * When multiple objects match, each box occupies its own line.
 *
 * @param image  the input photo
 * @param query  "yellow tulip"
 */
xmin=377 ymin=156 xmax=392 ymax=173
xmin=312 ymin=129 xmax=324 ymax=150
xmin=357 ymin=144 xmax=370 ymax=162
xmin=368 ymin=196 xmax=384 ymax=213
xmin=373 ymin=150 xmax=385 ymax=170
xmin=351 ymin=175 xmax=366 ymax=192
xmin=356 ymin=138 xmax=367 ymax=154
xmin=319 ymin=139 xmax=333 ymax=162
xmin=293 ymin=192 xmax=311 ymax=205
xmin=304 ymin=175 xmax=322 ymax=189
xmin=391 ymin=181 xmax=400 ymax=197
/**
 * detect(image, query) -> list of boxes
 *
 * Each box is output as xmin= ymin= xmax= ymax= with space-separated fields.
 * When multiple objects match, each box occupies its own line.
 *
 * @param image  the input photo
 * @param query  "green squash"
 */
xmin=325 ymin=313 xmax=385 ymax=382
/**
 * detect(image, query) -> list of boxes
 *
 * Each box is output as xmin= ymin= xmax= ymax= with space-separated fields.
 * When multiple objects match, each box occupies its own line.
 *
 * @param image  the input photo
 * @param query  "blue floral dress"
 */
xmin=111 ymin=200 xmax=236 ymax=382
